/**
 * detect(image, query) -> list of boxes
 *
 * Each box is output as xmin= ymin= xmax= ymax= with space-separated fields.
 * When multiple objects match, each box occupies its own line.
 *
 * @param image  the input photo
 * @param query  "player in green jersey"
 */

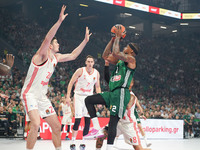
xmin=84 ymin=25 xmax=139 ymax=150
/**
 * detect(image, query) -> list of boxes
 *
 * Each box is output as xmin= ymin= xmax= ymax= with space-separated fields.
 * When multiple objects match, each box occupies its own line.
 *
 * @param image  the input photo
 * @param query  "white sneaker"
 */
xmin=84 ymin=128 xmax=104 ymax=139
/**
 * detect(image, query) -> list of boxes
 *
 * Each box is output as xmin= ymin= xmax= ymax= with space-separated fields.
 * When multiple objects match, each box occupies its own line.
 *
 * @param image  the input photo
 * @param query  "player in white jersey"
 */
xmin=66 ymin=55 xmax=101 ymax=150
xmin=20 ymin=5 xmax=92 ymax=150
xmin=58 ymin=96 xmax=73 ymax=140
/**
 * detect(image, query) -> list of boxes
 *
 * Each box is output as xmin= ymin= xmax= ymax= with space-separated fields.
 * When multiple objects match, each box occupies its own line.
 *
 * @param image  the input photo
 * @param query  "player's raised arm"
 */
xmin=37 ymin=5 xmax=68 ymax=57
xmin=56 ymin=27 xmax=92 ymax=62
xmin=112 ymin=26 xmax=136 ymax=65
xmin=102 ymin=38 xmax=118 ymax=65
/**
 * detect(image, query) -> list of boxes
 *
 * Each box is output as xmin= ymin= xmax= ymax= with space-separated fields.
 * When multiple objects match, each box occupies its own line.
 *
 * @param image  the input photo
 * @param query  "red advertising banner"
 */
xmin=38 ymin=117 xmax=109 ymax=140
xmin=149 ymin=6 xmax=160 ymax=14
xmin=113 ymin=0 xmax=125 ymax=7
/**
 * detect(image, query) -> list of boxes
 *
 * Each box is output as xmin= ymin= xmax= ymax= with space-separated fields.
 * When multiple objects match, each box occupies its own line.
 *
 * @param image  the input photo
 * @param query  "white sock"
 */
xmin=143 ymin=135 xmax=148 ymax=145
xmin=113 ymin=137 xmax=118 ymax=147
xmin=92 ymin=117 xmax=101 ymax=130
xmin=55 ymin=147 xmax=61 ymax=150
xmin=96 ymin=148 xmax=101 ymax=150
xmin=24 ymin=132 xmax=27 ymax=137
xmin=71 ymin=137 xmax=76 ymax=144
xmin=37 ymin=132 xmax=40 ymax=137
xmin=106 ymin=144 xmax=113 ymax=150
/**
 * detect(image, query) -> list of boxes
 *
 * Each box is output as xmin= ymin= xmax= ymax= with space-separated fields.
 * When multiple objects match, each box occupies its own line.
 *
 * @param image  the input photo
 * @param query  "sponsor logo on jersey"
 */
xmin=130 ymin=138 xmax=133 ymax=143
xmin=41 ymin=81 xmax=48 ymax=86
xmin=46 ymin=109 xmax=50 ymax=114
xmin=110 ymin=75 xmax=121 ymax=82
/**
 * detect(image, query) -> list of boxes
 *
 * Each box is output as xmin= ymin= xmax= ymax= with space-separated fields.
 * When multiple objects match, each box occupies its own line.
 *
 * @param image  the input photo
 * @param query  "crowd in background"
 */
xmin=0 ymin=7 xmax=200 ymax=138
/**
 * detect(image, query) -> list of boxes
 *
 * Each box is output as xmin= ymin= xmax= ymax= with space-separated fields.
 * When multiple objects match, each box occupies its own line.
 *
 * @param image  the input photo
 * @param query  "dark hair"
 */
xmin=85 ymin=55 xmax=94 ymax=61
xmin=128 ymin=43 xmax=139 ymax=55
xmin=51 ymin=37 xmax=57 ymax=44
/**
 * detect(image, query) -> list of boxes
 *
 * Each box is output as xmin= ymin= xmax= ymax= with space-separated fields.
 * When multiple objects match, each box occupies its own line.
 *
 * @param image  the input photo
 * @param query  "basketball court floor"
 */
xmin=0 ymin=138 xmax=199 ymax=150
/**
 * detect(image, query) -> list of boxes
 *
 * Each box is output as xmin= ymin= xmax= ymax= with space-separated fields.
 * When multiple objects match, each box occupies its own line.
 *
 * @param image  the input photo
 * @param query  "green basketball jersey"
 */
xmin=109 ymin=60 xmax=135 ymax=91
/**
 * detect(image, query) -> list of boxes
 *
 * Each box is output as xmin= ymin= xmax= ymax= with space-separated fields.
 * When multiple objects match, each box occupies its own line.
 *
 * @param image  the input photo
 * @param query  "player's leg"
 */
xmin=24 ymin=121 xmax=30 ymax=139
xmin=96 ymin=126 xmax=109 ymax=150
xmin=70 ymin=94 xmax=83 ymax=149
xmin=45 ymin=114 xmax=61 ymax=149
xmin=26 ymin=109 xmax=40 ymax=149
xmin=135 ymin=109 xmax=151 ymax=147
xmin=138 ymin=123 xmax=151 ymax=147
xmin=40 ymin=98 xmax=61 ymax=150
xmin=106 ymin=115 xmax=120 ymax=150
xmin=65 ymin=124 xmax=70 ymax=140
xmin=84 ymin=94 xmax=107 ymax=138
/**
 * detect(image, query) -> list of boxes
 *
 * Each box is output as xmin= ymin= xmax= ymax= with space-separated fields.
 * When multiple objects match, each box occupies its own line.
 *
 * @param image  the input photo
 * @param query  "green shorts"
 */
xmin=134 ymin=109 xmax=141 ymax=124
xmin=100 ymin=88 xmax=130 ymax=118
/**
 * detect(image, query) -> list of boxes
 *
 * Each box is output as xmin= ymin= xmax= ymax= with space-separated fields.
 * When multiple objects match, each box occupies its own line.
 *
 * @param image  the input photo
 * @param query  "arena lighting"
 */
xmin=80 ymin=4 xmax=88 ymax=7
xmin=124 ymin=13 xmax=132 ymax=16
xmin=180 ymin=23 xmax=189 ymax=25
xmin=160 ymin=26 xmax=167 ymax=29
xmin=129 ymin=26 xmax=136 ymax=29
xmin=172 ymin=30 xmax=177 ymax=33
xmin=94 ymin=0 xmax=200 ymax=20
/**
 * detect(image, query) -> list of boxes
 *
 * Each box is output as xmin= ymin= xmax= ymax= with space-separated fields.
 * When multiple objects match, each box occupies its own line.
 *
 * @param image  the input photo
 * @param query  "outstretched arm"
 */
xmin=56 ymin=27 xmax=92 ymax=62
xmin=34 ymin=5 xmax=68 ymax=64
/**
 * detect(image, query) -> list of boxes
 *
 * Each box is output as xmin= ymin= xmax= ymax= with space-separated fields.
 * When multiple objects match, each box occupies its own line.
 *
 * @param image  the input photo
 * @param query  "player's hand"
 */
xmin=114 ymin=25 xmax=126 ymax=38
xmin=65 ymin=97 xmax=71 ymax=104
xmin=59 ymin=5 xmax=68 ymax=22
xmin=3 ymin=54 xmax=14 ymax=68
xmin=141 ymin=115 xmax=147 ymax=120
xmin=84 ymin=27 xmax=92 ymax=42
xmin=105 ymin=60 xmax=109 ymax=66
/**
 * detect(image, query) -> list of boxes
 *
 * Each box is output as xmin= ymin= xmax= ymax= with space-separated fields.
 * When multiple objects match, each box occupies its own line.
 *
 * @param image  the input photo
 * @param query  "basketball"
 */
xmin=111 ymin=24 xmax=126 ymax=39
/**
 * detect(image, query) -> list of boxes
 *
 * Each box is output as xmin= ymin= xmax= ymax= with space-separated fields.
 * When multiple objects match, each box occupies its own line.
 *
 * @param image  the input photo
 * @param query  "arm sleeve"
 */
xmin=104 ymin=66 xmax=110 ymax=84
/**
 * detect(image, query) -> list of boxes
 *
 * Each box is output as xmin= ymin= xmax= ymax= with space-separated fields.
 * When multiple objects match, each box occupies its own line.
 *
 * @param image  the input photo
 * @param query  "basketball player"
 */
xmin=66 ymin=55 xmax=101 ymax=150
xmin=85 ymin=26 xmax=139 ymax=150
xmin=95 ymin=60 xmax=151 ymax=150
xmin=0 ymin=54 xmax=14 ymax=75
xmin=58 ymin=96 xmax=73 ymax=140
xmin=20 ymin=5 xmax=92 ymax=150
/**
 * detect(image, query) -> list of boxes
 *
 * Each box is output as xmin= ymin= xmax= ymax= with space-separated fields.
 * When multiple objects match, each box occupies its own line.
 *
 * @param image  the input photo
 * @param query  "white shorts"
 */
xmin=61 ymin=114 xmax=72 ymax=125
xmin=22 ymin=94 xmax=56 ymax=120
xmin=116 ymin=121 xmax=141 ymax=145
xmin=74 ymin=93 xmax=90 ymax=118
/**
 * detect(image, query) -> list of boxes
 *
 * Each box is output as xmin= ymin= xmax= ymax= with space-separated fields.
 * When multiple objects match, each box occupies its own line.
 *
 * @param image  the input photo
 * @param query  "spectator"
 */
xmin=0 ymin=106 xmax=10 ymax=136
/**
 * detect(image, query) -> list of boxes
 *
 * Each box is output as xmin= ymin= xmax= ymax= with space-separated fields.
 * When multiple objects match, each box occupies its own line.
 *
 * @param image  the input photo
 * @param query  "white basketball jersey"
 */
xmin=121 ymin=91 xmax=137 ymax=123
xmin=61 ymin=103 xmax=71 ymax=115
xmin=21 ymin=55 xmax=57 ymax=99
xmin=74 ymin=67 xmax=98 ymax=96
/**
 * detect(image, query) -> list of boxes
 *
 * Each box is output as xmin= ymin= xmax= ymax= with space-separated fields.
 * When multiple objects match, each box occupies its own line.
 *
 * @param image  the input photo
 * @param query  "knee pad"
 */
xmin=73 ymin=118 xmax=81 ymax=131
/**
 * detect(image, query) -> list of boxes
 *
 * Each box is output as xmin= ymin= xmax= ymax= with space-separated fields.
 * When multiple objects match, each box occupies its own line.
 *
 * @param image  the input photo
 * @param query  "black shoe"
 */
xmin=70 ymin=144 xmax=76 ymax=150
xmin=79 ymin=144 xmax=85 ymax=150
